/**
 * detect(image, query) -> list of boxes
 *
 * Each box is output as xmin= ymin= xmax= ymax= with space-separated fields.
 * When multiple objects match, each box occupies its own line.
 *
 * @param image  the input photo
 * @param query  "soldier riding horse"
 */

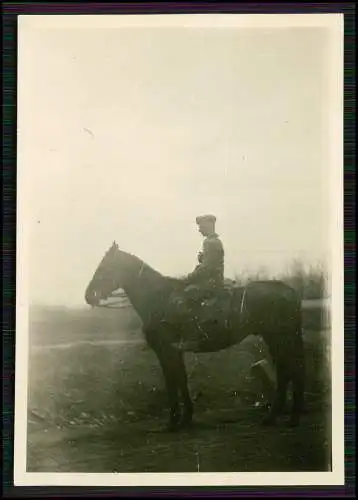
xmin=167 ymin=214 xmax=228 ymax=351
xmin=84 ymin=220 xmax=305 ymax=431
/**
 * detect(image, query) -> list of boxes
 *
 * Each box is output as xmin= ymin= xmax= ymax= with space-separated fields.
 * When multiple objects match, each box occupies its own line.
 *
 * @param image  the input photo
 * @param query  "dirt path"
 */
xmin=27 ymin=402 xmax=330 ymax=474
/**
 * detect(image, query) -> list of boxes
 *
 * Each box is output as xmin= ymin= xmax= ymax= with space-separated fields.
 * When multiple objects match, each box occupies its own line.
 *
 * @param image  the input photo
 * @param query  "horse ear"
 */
xmin=113 ymin=241 xmax=118 ymax=248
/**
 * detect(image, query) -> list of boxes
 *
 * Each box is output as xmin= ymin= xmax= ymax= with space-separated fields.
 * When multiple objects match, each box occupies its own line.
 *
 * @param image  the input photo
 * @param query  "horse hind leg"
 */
xmin=262 ymin=362 xmax=288 ymax=426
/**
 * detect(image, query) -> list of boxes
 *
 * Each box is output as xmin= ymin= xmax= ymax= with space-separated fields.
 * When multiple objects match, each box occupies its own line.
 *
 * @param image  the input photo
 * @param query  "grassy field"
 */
xmin=26 ymin=303 xmax=331 ymax=474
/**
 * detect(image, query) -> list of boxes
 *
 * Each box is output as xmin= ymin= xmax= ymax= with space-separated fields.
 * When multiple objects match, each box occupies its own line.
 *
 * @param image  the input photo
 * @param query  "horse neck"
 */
xmin=116 ymin=252 xmax=169 ymax=323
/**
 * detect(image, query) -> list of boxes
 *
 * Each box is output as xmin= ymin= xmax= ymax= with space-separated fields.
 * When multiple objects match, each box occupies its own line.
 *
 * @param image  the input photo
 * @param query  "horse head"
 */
xmin=84 ymin=241 xmax=128 ymax=307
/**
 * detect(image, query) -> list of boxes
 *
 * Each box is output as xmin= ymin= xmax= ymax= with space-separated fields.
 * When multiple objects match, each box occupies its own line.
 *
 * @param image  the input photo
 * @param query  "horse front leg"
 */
xmin=155 ymin=347 xmax=181 ymax=432
xmin=173 ymin=350 xmax=194 ymax=428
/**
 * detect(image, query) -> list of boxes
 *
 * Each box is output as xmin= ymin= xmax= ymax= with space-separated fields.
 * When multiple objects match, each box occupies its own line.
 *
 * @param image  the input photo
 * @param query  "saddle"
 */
xmin=164 ymin=284 xmax=234 ymax=333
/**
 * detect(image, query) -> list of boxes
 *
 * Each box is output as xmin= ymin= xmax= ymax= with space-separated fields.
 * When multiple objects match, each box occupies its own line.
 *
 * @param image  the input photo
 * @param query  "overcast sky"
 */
xmin=18 ymin=15 xmax=340 ymax=306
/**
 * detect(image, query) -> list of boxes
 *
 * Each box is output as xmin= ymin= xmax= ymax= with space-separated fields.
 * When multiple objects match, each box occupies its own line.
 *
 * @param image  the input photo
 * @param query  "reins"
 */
xmin=97 ymin=291 xmax=129 ymax=309
xmin=96 ymin=260 xmax=146 ymax=309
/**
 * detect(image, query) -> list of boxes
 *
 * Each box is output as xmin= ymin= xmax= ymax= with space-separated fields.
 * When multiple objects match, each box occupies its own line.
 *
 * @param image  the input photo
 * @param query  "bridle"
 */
xmin=95 ymin=260 xmax=146 ymax=309
xmin=96 ymin=290 xmax=128 ymax=309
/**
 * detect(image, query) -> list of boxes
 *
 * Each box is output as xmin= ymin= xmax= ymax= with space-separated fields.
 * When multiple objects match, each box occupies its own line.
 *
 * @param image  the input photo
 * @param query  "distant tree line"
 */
xmin=233 ymin=259 xmax=328 ymax=300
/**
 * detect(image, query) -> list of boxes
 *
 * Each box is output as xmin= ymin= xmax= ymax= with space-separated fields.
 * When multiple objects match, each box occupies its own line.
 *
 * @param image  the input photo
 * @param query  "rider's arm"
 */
xmin=185 ymin=239 xmax=222 ymax=283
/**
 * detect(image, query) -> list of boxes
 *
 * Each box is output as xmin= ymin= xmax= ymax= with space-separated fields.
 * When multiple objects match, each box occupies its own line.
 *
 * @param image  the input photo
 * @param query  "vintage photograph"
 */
xmin=15 ymin=13 xmax=344 ymax=486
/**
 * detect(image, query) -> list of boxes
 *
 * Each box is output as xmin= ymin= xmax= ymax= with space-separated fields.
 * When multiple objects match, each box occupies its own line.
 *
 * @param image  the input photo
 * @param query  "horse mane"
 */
xmin=116 ymin=248 xmax=183 ymax=289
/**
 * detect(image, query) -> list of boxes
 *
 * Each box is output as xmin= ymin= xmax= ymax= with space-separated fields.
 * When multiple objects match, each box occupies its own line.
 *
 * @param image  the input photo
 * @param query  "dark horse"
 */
xmin=85 ymin=242 xmax=305 ymax=431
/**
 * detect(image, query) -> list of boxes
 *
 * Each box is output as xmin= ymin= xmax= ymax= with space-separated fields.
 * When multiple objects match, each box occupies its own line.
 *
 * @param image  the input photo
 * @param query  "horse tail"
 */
xmin=290 ymin=299 xmax=306 ymax=416
xmin=295 ymin=299 xmax=304 ymax=359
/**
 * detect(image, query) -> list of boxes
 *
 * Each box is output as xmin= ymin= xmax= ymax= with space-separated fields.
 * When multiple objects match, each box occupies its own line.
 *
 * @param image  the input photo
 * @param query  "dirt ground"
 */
xmin=27 ymin=403 xmax=330 ymax=474
xmin=26 ymin=306 xmax=331 ymax=473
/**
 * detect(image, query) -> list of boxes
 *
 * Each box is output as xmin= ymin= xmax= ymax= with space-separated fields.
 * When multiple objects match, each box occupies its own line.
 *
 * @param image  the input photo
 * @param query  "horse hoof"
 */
xmin=261 ymin=416 xmax=276 ymax=426
xmin=288 ymin=417 xmax=300 ymax=427
xmin=166 ymin=426 xmax=179 ymax=433
xmin=166 ymin=422 xmax=180 ymax=433
xmin=181 ymin=417 xmax=193 ymax=429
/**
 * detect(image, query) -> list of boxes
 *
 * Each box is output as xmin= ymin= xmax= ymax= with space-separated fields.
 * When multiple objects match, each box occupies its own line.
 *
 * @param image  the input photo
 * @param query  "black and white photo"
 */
xmin=15 ymin=13 xmax=344 ymax=487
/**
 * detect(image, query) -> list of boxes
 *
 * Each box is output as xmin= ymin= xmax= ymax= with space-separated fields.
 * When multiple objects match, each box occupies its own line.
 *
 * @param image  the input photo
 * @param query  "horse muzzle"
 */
xmin=85 ymin=289 xmax=101 ymax=307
